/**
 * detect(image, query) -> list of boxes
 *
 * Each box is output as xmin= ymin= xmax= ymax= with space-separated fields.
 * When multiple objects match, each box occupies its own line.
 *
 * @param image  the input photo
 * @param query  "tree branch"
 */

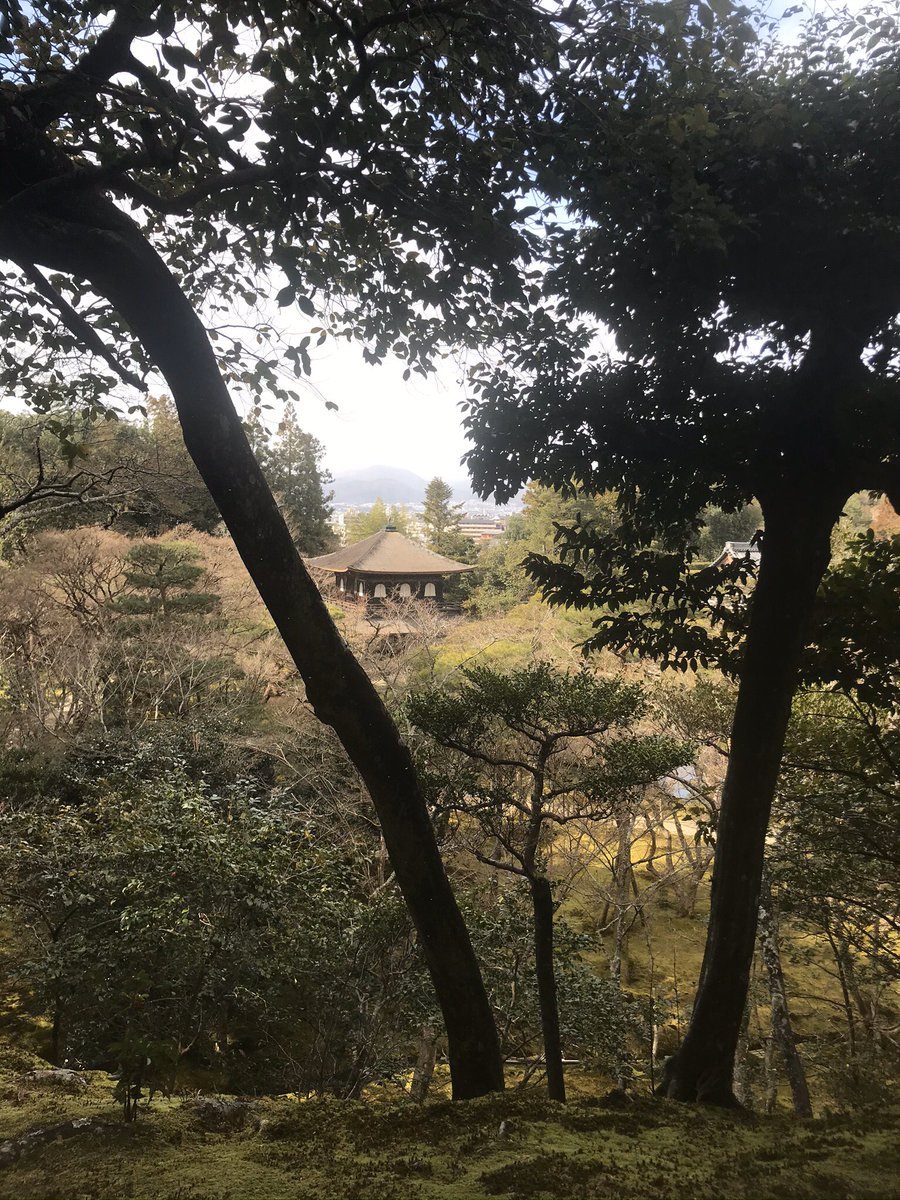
xmin=17 ymin=262 xmax=147 ymax=393
xmin=23 ymin=1 xmax=161 ymax=125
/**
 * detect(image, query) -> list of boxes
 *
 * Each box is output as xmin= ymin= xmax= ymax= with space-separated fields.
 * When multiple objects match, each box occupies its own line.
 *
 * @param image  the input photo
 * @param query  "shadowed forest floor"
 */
xmin=1 ymin=1067 xmax=898 ymax=1200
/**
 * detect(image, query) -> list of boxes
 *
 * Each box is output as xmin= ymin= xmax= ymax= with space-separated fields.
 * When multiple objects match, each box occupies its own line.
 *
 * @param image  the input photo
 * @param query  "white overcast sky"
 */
xmin=264 ymin=338 xmax=476 ymax=482
xmin=258 ymin=0 xmax=895 ymax=482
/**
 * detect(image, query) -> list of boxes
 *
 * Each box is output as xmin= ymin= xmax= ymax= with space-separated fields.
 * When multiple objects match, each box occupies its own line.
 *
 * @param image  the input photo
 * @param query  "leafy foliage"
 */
xmin=1 ymin=0 xmax=552 ymax=419
xmin=258 ymin=406 xmax=335 ymax=556
xmin=802 ymin=532 xmax=900 ymax=706
xmin=464 ymin=6 xmax=900 ymax=665
xmin=462 ymin=885 xmax=639 ymax=1075
xmin=775 ymin=690 xmax=900 ymax=980
xmin=466 ymin=484 xmax=618 ymax=616
xmin=0 ymin=734 xmax=435 ymax=1096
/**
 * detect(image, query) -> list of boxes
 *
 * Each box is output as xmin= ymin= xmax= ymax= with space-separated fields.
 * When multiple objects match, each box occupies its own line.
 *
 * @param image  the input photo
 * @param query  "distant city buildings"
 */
xmin=457 ymin=517 xmax=507 ymax=545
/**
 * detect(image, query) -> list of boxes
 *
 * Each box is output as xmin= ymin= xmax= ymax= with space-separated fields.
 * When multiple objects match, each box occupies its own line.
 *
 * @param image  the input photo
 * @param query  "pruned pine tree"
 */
xmin=407 ymin=662 xmax=692 ymax=1102
xmin=111 ymin=541 xmax=218 ymax=618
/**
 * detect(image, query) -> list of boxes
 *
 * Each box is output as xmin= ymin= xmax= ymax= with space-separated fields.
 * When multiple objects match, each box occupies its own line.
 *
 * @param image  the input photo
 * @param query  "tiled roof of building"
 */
xmin=711 ymin=540 xmax=762 ymax=567
xmin=307 ymin=528 xmax=473 ymax=575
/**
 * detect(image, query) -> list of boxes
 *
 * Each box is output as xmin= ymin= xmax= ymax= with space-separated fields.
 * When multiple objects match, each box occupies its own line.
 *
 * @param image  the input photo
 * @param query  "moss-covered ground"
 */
xmin=1 ymin=1063 xmax=897 ymax=1200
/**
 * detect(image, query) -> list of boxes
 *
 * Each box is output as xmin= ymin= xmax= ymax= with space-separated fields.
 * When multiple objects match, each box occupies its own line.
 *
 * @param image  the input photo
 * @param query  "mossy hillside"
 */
xmin=562 ymin=836 xmax=869 ymax=1045
xmin=1 ymin=1077 xmax=898 ymax=1200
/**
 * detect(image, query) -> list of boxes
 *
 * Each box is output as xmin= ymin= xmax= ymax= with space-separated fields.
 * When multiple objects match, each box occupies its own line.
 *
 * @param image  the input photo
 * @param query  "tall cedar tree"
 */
xmin=0 ymin=0 xmax=557 ymax=1098
xmin=465 ymin=7 xmax=900 ymax=1102
xmin=422 ymin=476 xmax=469 ymax=560
xmin=261 ymin=406 xmax=334 ymax=556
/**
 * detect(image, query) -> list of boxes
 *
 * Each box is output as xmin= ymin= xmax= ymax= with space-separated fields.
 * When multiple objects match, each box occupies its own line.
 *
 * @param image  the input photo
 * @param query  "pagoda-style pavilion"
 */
xmin=307 ymin=526 xmax=472 ymax=606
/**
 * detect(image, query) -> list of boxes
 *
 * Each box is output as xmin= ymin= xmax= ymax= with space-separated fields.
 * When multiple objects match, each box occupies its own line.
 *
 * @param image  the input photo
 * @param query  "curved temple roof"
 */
xmin=307 ymin=528 xmax=472 ymax=575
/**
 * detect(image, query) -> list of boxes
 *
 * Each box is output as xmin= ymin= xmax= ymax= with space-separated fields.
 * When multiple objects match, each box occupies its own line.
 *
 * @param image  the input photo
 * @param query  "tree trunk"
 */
xmin=763 ymin=1033 xmax=777 ymax=1115
xmin=610 ymin=808 xmax=635 ymax=987
xmin=410 ymin=1025 xmax=437 ymax=1103
xmin=825 ymin=916 xmax=859 ymax=1061
xmin=1 ymin=167 xmax=503 ymax=1099
xmin=732 ymin=1000 xmax=753 ymax=1110
xmin=50 ymin=998 xmax=65 ymax=1067
xmin=530 ymin=875 xmax=566 ymax=1102
xmin=661 ymin=486 xmax=845 ymax=1105
xmin=758 ymin=874 xmax=813 ymax=1117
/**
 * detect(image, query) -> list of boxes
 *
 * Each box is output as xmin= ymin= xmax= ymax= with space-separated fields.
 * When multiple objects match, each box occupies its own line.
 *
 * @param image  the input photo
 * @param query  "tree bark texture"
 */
xmin=732 ymin=1000 xmax=754 ymax=1110
xmin=661 ymin=486 xmax=846 ymax=1105
xmin=409 ymin=1024 xmax=437 ymax=1103
xmin=530 ymin=875 xmax=566 ymax=1102
xmin=0 ymin=122 xmax=503 ymax=1099
xmin=610 ymin=808 xmax=635 ymax=988
xmin=758 ymin=874 xmax=813 ymax=1117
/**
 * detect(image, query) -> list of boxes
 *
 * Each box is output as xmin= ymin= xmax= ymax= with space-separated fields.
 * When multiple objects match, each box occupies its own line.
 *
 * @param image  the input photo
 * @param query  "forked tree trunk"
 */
xmin=530 ymin=875 xmax=566 ymax=1102
xmin=758 ymin=873 xmax=813 ymax=1118
xmin=661 ymin=486 xmax=845 ymax=1105
xmin=1 ymin=172 xmax=503 ymax=1099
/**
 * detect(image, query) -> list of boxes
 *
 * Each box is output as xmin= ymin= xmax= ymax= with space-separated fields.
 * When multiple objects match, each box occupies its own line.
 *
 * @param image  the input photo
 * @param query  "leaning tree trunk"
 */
xmin=661 ymin=485 xmax=846 ymax=1105
xmin=758 ymin=872 xmax=813 ymax=1117
xmin=530 ymin=875 xmax=566 ymax=1102
xmin=0 ymin=139 xmax=503 ymax=1099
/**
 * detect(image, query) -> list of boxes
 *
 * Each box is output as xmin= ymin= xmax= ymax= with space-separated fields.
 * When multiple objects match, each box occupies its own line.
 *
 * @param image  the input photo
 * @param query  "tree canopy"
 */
xmin=0 ymin=0 xmax=560 ymax=1101
xmin=463 ymin=3 xmax=900 ymax=1105
xmin=1 ymin=0 xmax=548 ymax=416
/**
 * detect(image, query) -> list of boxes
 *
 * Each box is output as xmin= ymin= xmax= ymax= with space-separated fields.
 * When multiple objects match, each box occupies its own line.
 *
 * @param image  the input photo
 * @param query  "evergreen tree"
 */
xmin=263 ymin=406 xmax=334 ymax=556
xmin=422 ymin=477 xmax=470 ymax=560
xmin=407 ymin=663 xmax=691 ymax=1102
xmin=345 ymin=498 xmax=410 ymax=543
xmin=137 ymin=396 xmax=221 ymax=534
xmin=111 ymin=541 xmax=219 ymax=619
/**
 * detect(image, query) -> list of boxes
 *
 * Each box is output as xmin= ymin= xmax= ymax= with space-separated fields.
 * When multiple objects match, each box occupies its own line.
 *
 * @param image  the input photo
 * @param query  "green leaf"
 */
xmin=161 ymin=44 xmax=201 ymax=71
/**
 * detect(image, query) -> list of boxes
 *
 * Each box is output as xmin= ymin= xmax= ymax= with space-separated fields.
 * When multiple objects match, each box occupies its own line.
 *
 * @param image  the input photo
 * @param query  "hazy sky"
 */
xmin=267 ymin=336 xmax=474 ymax=482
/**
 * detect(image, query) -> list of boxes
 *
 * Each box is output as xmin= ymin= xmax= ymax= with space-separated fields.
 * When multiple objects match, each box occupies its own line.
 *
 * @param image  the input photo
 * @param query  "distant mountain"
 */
xmin=329 ymin=465 xmax=519 ymax=508
xmin=331 ymin=465 xmax=430 ymax=506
